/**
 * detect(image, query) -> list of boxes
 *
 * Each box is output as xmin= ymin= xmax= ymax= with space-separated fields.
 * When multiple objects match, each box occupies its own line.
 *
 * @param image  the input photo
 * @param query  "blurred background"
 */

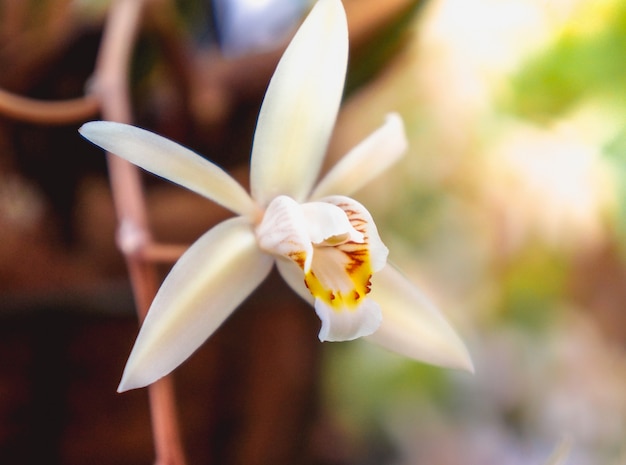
xmin=1 ymin=0 xmax=625 ymax=464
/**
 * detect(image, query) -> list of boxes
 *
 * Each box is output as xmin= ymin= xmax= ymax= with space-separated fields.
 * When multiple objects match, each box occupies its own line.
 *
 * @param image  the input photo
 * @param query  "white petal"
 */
xmin=79 ymin=121 xmax=257 ymax=217
xmin=256 ymin=196 xmax=365 ymax=273
xmin=250 ymin=0 xmax=348 ymax=206
xmin=316 ymin=297 xmax=382 ymax=341
xmin=301 ymin=201 xmax=364 ymax=245
xmin=308 ymin=245 xmax=360 ymax=296
xmin=321 ymin=195 xmax=388 ymax=272
xmin=118 ymin=217 xmax=273 ymax=391
xmin=276 ymin=256 xmax=383 ymax=342
xmin=256 ymin=195 xmax=313 ymax=272
xmin=366 ymin=264 xmax=474 ymax=372
xmin=277 ymin=252 xmax=383 ymax=342
xmin=310 ymin=113 xmax=408 ymax=200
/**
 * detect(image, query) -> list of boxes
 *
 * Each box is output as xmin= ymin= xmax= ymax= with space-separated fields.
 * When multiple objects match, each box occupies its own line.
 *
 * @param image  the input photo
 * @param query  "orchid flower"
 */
xmin=80 ymin=0 xmax=472 ymax=392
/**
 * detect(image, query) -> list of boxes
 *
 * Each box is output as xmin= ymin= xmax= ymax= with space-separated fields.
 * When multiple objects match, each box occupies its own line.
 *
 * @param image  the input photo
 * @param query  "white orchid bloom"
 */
xmin=80 ymin=0 xmax=472 ymax=392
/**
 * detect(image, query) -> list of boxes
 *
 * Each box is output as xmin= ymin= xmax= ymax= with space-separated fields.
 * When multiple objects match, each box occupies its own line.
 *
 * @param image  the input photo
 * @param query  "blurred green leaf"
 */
xmin=506 ymin=1 xmax=626 ymax=121
xmin=604 ymin=127 xmax=626 ymax=245
xmin=498 ymin=246 xmax=569 ymax=331
xmin=322 ymin=341 xmax=453 ymax=431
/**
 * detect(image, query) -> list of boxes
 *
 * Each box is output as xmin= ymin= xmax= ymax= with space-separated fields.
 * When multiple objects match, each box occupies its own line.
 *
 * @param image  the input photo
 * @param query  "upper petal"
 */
xmin=249 ymin=0 xmax=348 ymax=206
xmin=79 ymin=121 xmax=257 ymax=217
xmin=118 ymin=217 xmax=274 ymax=391
xmin=310 ymin=113 xmax=408 ymax=199
xmin=366 ymin=264 xmax=474 ymax=372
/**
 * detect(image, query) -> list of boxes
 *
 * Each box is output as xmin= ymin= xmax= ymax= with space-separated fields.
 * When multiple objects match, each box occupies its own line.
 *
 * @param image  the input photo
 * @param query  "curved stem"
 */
xmin=93 ymin=1 xmax=188 ymax=464
xmin=0 ymin=89 xmax=100 ymax=125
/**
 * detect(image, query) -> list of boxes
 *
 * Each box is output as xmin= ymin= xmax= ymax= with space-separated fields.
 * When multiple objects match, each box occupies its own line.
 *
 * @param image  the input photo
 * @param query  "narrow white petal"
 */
xmin=80 ymin=121 xmax=257 ymax=217
xmin=118 ymin=217 xmax=273 ymax=391
xmin=366 ymin=264 xmax=474 ymax=372
xmin=250 ymin=0 xmax=348 ymax=205
xmin=316 ymin=297 xmax=382 ymax=341
xmin=311 ymin=113 xmax=408 ymax=200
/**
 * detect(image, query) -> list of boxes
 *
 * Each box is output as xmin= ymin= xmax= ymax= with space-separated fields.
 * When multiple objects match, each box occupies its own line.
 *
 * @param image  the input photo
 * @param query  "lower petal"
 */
xmin=276 ymin=255 xmax=383 ymax=342
xmin=315 ymin=297 xmax=382 ymax=342
xmin=365 ymin=264 xmax=474 ymax=372
xmin=118 ymin=217 xmax=274 ymax=391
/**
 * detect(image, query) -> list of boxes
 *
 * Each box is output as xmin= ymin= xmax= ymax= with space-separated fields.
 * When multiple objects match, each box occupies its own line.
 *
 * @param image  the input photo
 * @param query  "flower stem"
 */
xmin=0 ymin=89 xmax=100 ymax=125
xmin=94 ymin=0 xmax=188 ymax=464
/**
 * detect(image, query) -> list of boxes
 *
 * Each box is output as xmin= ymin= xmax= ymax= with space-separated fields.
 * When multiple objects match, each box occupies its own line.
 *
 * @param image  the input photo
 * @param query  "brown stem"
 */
xmin=0 ymin=89 xmax=100 ymax=125
xmin=93 ymin=0 xmax=187 ymax=464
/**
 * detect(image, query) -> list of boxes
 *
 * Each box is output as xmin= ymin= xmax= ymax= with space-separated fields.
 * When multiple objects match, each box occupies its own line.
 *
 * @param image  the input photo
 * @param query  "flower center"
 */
xmin=255 ymin=195 xmax=389 ymax=341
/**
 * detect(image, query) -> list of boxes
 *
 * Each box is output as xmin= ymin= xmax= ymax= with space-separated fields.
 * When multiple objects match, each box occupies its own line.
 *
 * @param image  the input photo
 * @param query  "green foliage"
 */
xmin=604 ymin=128 xmax=626 ymax=242
xmin=322 ymin=341 xmax=453 ymax=432
xmin=382 ymin=184 xmax=448 ymax=246
xmin=345 ymin=1 xmax=425 ymax=96
xmin=497 ymin=246 xmax=569 ymax=331
xmin=506 ymin=2 xmax=626 ymax=121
